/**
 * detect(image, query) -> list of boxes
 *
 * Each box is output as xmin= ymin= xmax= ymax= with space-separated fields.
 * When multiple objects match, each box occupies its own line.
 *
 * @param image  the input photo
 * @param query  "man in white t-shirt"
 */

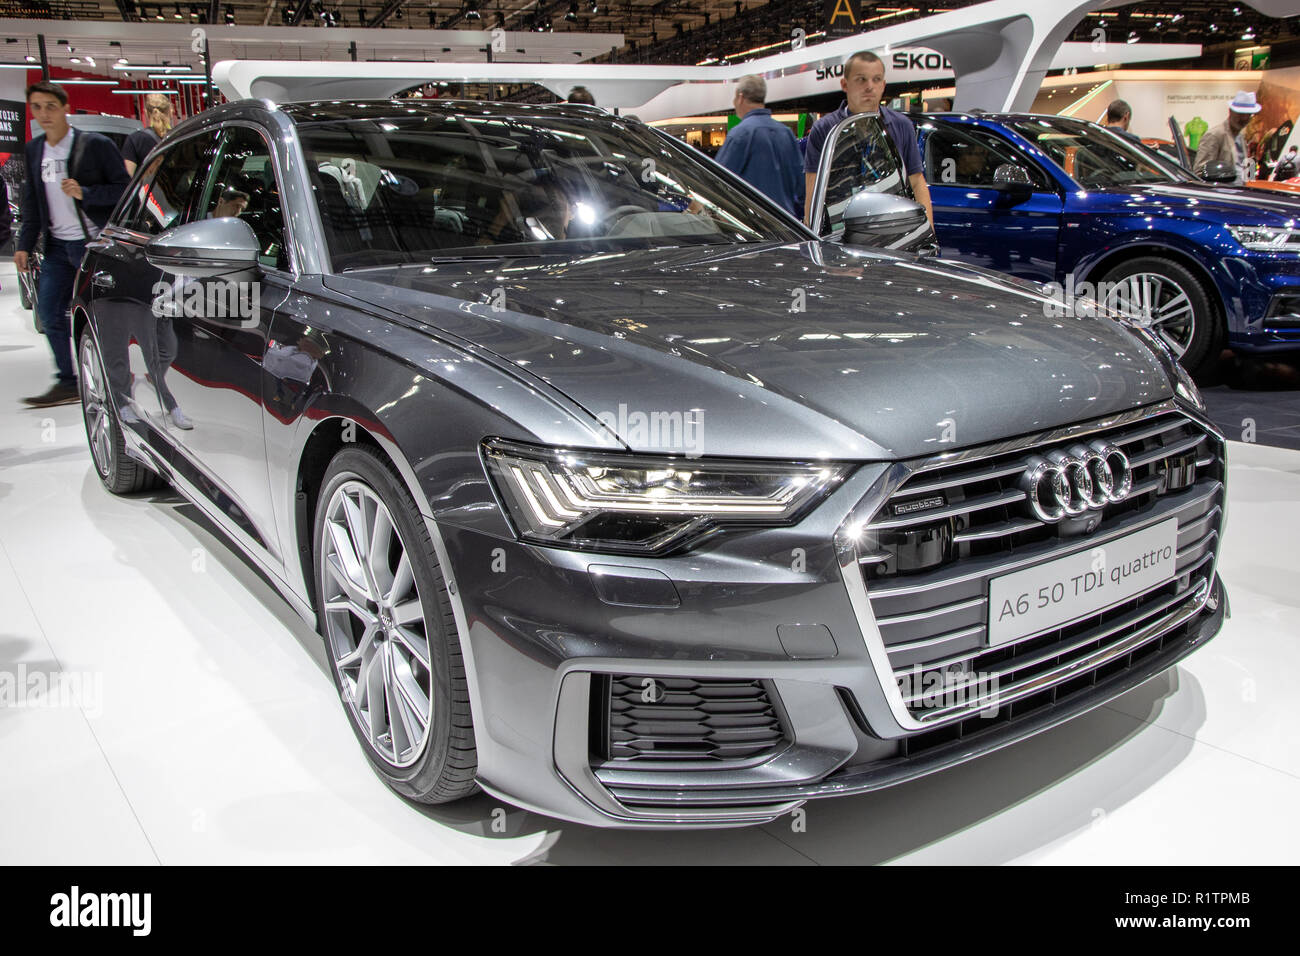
xmin=15 ymin=81 xmax=129 ymax=407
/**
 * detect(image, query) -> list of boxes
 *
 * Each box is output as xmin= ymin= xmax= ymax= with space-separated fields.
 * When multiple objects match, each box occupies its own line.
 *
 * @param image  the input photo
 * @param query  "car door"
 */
xmin=90 ymin=130 xmax=218 ymax=433
xmin=808 ymin=112 xmax=937 ymax=253
xmin=153 ymin=123 xmax=298 ymax=570
xmin=919 ymin=120 xmax=1064 ymax=280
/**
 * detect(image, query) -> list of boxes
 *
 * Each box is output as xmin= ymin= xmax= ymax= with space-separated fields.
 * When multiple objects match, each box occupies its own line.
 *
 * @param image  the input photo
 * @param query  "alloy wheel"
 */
xmin=79 ymin=335 xmax=113 ymax=478
xmin=319 ymin=480 xmax=433 ymax=768
xmin=1102 ymin=272 xmax=1196 ymax=357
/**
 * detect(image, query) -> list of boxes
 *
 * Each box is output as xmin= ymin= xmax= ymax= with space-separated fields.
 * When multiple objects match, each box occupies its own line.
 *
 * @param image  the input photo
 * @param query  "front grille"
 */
xmin=846 ymin=407 xmax=1225 ymax=727
xmin=592 ymin=675 xmax=787 ymax=763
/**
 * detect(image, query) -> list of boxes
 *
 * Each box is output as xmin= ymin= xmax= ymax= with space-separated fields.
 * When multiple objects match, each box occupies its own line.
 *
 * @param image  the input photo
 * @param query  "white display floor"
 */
xmin=2 ymin=261 xmax=1297 ymax=865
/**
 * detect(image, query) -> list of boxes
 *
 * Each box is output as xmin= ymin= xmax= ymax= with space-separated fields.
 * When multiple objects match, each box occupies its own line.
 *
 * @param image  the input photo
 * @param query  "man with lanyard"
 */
xmin=15 ymin=81 xmax=129 ymax=407
xmin=802 ymin=50 xmax=932 ymax=230
xmin=1193 ymin=91 xmax=1261 ymax=185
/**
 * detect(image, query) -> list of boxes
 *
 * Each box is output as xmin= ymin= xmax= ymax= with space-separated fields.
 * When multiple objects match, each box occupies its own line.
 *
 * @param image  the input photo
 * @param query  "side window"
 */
xmin=199 ymin=126 xmax=290 ymax=271
xmin=925 ymin=124 xmax=1051 ymax=190
xmin=818 ymin=114 xmax=909 ymax=237
xmin=120 ymin=132 xmax=217 ymax=235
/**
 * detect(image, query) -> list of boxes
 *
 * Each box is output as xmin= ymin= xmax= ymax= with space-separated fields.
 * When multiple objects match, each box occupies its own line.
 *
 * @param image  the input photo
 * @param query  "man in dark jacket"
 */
xmin=15 ymin=81 xmax=129 ymax=407
xmin=714 ymin=75 xmax=805 ymax=218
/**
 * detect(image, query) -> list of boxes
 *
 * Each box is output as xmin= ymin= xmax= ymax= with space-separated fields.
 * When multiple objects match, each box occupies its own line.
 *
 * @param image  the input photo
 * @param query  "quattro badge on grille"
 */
xmin=891 ymin=494 xmax=947 ymax=517
xmin=1020 ymin=442 xmax=1132 ymax=523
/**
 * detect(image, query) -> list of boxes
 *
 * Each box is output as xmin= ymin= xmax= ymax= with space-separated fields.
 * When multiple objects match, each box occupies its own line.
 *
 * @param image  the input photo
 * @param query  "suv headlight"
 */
xmin=483 ymin=439 xmax=849 ymax=554
xmin=1228 ymin=224 xmax=1300 ymax=253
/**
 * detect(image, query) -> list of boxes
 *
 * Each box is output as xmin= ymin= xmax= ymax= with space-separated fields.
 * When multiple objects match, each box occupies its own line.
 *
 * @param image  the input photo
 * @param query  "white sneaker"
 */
xmin=170 ymin=407 xmax=194 ymax=430
xmin=120 ymin=405 xmax=142 ymax=424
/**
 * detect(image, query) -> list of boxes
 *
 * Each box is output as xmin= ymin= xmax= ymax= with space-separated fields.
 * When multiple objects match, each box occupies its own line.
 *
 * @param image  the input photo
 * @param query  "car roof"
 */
xmin=164 ymin=97 xmax=617 ymax=142
xmin=277 ymin=98 xmax=612 ymax=124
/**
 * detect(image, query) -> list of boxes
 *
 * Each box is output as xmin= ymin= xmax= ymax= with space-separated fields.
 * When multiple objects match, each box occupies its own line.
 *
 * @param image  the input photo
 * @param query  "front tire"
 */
xmin=1098 ymin=256 xmax=1223 ymax=380
xmin=312 ymin=446 xmax=477 ymax=804
xmin=78 ymin=328 xmax=164 ymax=495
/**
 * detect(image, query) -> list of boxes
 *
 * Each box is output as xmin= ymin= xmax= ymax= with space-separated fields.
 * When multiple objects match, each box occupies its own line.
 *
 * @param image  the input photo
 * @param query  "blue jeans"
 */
xmin=38 ymin=236 xmax=87 ymax=386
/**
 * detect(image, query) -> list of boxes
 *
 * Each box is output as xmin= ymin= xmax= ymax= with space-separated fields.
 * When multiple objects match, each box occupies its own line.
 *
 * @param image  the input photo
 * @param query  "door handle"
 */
xmin=91 ymin=271 xmax=115 ymax=290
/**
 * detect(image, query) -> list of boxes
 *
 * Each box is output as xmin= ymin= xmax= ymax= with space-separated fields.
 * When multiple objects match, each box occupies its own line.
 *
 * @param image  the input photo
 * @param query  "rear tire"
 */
xmin=77 ymin=328 xmax=164 ymax=495
xmin=1098 ymin=256 xmax=1223 ymax=380
xmin=312 ymin=446 xmax=478 ymax=804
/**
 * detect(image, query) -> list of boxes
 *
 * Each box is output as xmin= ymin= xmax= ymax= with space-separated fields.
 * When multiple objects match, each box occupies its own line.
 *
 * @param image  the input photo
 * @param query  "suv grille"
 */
xmin=592 ymin=675 xmax=787 ymax=763
xmin=847 ymin=409 xmax=1224 ymax=727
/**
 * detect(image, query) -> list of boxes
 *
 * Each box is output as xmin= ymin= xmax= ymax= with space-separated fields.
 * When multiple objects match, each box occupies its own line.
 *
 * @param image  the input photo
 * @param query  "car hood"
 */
xmin=322 ymin=242 xmax=1173 ymax=460
xmin=1106 ymin=180 xmax=1300 ymax=224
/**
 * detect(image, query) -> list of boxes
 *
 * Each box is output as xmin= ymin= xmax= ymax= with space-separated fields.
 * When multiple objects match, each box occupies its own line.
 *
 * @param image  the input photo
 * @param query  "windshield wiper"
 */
xmin=428 ymin=253 xmax=552 ymax=263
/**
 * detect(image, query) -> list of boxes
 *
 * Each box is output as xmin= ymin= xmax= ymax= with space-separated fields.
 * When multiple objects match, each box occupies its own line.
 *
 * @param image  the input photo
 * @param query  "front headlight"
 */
xmin=1228 ymin=224 xmax=1300 ymax=253
xmin=1172 ymin=360 xmax=1207 ymax=411
xmin=1121 ymin=321 xmax=1207 ymax=410
xmin=482 ymin=439 xmax=849 ymax=554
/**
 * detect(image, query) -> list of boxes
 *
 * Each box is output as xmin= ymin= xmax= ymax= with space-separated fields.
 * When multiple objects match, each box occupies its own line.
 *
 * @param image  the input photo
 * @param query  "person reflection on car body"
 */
xmin=120 ymin=157 xmax=197 ymax=430
xmin=265 ymin=335 xmax=327 ymax=421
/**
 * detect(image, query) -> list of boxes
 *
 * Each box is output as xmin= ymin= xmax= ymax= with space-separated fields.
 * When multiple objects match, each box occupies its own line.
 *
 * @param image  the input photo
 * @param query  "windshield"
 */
xmin=1003 ymin=116 xmax=1184 ymax=188
xmin=298 ymin=112 xmax=808 ymax=270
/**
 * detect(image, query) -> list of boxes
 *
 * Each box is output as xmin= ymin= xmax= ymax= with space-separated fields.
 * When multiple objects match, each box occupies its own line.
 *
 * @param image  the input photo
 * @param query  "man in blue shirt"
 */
xmin=714 ymin=75 xmax=805 ymax=218
xmin=802 ymin=51 xmax=932 ymax=230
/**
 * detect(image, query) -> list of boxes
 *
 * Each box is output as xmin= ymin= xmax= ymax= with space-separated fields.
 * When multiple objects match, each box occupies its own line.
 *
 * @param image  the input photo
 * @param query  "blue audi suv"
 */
xmin=916 ymin=112 xmax=1300 ymax=378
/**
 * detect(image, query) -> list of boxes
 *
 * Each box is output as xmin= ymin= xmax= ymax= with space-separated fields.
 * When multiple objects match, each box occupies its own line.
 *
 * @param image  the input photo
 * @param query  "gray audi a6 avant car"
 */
xmin=72 ymin=99 xmax=1227 ymax=827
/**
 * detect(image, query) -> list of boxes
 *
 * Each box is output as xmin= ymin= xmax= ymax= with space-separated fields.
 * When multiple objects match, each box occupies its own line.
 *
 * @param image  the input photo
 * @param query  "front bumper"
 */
xmin=1220 ymin=253 xmax=1300 ymax=352
xmin=436 ymin=407 xmax=1228 ymax=829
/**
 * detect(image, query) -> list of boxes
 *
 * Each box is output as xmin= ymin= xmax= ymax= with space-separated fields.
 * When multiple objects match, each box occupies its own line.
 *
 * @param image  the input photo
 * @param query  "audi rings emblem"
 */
xmin=1020 ymin=442 xmax=1132 ymax=522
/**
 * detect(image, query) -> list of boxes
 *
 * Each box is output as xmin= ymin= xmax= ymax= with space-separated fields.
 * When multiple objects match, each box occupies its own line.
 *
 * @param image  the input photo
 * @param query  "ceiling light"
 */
xmin=565 ymin=2 xmax=577 ymax=22
xmin=174 ymin=3 xmax=184 ymax=18
xmin=1126 ymin=30 xmax=1138 ymax=43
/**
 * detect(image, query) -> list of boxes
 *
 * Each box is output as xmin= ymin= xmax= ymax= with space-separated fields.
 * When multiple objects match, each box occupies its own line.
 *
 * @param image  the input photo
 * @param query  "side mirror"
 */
xmin=992 ymin=163 xmax=1034 ymax=204
xmin=145 ymin=217 xmax=261 ymax=278
xmin=842 ymin=191 xmax=933 ymax=251
xmin=1199 ymin=160 xmax=1238 ymax=184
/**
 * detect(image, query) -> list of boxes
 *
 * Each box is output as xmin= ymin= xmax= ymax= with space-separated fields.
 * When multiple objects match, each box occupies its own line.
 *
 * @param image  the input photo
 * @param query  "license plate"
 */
xmin=987 ymin=518 xmax=1179 ymax=646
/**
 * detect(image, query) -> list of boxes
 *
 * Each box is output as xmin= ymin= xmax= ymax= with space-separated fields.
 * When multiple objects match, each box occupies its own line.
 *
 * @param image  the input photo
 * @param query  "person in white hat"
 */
xmin=1193 ymin=90 xmax=1262 ymax=184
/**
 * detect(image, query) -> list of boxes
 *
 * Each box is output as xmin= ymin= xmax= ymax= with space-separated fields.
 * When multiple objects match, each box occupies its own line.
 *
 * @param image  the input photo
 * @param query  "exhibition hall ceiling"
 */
xmin=1 ymin=1 xmax=1295 ymax=68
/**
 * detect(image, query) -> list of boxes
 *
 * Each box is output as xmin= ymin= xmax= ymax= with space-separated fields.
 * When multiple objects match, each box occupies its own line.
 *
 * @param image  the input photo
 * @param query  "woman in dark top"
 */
xmin=121 ymin=93 xmax=175 ymax=176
